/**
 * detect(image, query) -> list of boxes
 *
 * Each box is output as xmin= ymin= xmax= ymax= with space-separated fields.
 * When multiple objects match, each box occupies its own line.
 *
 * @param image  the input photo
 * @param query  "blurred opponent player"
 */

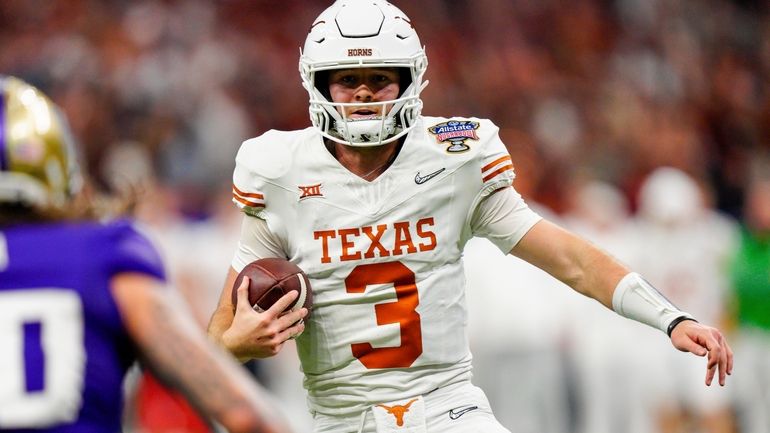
xmin=207 ymin=1 xmax=734 ymax=432
xmin=0 ymin=76 xmax=292 ymax=433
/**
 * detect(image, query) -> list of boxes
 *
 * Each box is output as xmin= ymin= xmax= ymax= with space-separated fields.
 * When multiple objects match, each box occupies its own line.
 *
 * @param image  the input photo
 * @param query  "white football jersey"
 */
xmin=231 ymin=116 xmax=540 ymax=416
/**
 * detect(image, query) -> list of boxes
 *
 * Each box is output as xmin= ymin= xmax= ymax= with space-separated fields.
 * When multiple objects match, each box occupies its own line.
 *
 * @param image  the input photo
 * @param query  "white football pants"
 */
xmin=312 ymin=381 xmax=510 ymax=433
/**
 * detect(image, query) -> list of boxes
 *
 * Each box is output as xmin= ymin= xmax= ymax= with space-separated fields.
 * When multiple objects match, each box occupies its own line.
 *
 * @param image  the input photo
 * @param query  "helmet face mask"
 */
xmin=0 ymin=76 xmax=82 ymax=209
xmin=299 ymin=0 xmax=428 ymax=147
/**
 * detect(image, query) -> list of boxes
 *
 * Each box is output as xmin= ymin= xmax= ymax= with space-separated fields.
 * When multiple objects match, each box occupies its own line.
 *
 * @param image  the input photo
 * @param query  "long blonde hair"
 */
xmin=0 ymin=179 xmax=139 ymax=226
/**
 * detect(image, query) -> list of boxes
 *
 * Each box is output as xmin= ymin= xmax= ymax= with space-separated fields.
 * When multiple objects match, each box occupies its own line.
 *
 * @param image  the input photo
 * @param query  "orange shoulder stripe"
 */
xmin=232 ymin=184 xmax=264 ymax=200
xmin=232 ymin=194 xmax=265 ymax=208
xmin=481 ymin=155 xmax=512 ymax=173
xmin=482 ymin=164 xmax=514 ymax=183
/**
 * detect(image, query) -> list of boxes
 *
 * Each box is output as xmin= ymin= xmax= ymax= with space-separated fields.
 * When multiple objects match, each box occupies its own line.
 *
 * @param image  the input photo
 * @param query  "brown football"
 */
xmin=231 ymin=258 xmax=312 ymax=317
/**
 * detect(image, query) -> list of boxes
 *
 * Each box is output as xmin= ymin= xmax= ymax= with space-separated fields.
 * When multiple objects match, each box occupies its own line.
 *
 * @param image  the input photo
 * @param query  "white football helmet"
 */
xmin=0 ymin=76 xmax=82 ymax=208
xmin=299 ymin=0 xmax=428 ymax=147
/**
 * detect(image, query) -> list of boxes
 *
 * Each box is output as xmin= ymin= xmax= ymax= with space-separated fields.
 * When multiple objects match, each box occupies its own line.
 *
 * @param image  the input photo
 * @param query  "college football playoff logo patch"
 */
xmin=427 ymin=120 xmax=480 ymax=153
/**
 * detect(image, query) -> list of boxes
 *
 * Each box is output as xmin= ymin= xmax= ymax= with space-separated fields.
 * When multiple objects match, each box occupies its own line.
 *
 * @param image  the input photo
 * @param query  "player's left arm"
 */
xmin=510 ymin=217 xmax=734 ymax=386
xmin=471 ymin=187 xmax=733 ymax=386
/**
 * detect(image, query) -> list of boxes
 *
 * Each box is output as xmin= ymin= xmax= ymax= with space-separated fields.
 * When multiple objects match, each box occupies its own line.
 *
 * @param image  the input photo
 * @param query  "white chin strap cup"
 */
xmin=333 ymin=116 xmax=396 ymax=146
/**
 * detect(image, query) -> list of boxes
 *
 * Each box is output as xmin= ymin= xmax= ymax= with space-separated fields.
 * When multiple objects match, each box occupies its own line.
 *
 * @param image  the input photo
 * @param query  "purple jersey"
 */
xmin=0 ymin=220 xmax=165 ymax=433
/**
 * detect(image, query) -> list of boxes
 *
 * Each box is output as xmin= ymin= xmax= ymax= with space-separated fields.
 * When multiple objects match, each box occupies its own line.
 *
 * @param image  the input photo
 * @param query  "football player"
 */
xmin=207 ymin=1 xmax=734 ymax=432
xmin=632 ymin=168 xmax=737 ymax=433
xmin=0 ymin=76 xmax=292 ymax=433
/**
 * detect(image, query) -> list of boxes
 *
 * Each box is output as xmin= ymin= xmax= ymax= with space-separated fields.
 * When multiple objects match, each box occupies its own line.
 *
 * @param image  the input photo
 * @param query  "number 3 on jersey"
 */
xmin=345 ymin=261 xmax=423 ymax=369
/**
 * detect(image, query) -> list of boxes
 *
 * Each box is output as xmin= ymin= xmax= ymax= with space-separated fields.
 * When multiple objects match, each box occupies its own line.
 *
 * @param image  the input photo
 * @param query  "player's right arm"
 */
xmin=207 ymin=215 xmax=306 ymax=361
xmin=112 ymin=272 xmax=294 ymax=433
xmin=212 ymin=134 xmax=306 ymax=361
xmin=207 ymin=268 xmax=239 ymax=350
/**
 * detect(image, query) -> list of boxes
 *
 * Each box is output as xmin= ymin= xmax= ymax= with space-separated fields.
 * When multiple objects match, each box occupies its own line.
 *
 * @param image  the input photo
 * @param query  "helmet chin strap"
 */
xmin=333 ymin=116 xmax=397 ymax=146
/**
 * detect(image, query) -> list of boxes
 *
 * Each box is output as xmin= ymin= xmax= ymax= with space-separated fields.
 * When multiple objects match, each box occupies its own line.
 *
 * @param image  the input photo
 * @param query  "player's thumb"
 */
xmin=235 ymin=276 xmax=251 ymax=311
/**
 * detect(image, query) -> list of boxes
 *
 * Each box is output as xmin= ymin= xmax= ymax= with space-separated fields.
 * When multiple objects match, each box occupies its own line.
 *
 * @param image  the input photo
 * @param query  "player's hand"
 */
xmin=222 ymin=277 xmax=307 ymax=361
xmin=670 ymin=320 xmax=733 ymax=386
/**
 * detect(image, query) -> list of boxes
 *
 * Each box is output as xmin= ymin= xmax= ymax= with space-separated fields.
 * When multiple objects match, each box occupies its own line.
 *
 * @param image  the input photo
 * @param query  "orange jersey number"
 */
xmin=345 ymin=262 xmax=423 ymax=368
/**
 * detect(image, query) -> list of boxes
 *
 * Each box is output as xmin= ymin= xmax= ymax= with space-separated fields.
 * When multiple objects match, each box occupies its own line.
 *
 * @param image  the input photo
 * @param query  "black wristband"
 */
xmin=667 ymin=316 xmax=698 ymax=337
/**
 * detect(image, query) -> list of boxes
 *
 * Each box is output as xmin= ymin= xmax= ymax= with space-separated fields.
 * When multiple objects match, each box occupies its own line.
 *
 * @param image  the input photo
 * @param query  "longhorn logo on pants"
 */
xmin=376 ymin=398 xmax=419 ymax=427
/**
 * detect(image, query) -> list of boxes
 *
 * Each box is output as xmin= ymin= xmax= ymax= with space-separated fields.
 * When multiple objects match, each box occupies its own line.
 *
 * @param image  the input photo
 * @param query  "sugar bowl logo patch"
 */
xmin=427 ymin=120 xmax=479 ymax=153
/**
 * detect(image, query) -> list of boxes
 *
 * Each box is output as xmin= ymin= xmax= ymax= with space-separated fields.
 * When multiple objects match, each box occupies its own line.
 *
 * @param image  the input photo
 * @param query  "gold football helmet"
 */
xmin=0 ymin=76 xmax=82 ymax=207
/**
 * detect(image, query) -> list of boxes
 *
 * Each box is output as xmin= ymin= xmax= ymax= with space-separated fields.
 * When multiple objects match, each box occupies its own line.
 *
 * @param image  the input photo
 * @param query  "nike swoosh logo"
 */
xmin=414 ymin=167 xmax=446 ymax=185
xmin=448 ymin=405 xmax=479 ymax=420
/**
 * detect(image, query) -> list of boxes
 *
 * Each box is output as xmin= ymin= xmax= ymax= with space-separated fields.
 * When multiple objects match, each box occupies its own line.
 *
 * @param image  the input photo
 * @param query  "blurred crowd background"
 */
xmin=2 ymin=0 xmax=769 ymax=432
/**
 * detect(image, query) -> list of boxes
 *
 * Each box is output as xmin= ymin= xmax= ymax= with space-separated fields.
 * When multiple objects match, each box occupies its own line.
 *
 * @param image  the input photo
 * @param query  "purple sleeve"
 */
xmin=105 ymin=221 xmax=167 ymax=281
